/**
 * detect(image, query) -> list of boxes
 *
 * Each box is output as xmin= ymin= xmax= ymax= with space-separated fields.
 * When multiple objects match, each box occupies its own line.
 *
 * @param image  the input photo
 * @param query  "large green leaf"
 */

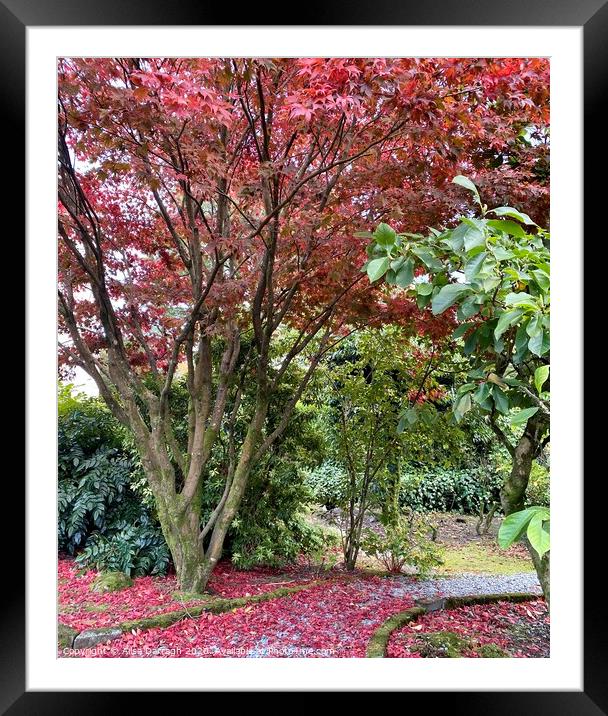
xmin=452 ymin=175 xmax=479 ymax=195
xmin=373 ymin=223 xmax=397 ymax=247
xmin=395 ymin=258 xmax=415 ymax=288
xmin=492 ymin=385 xmax=510 ymax=414
xmin=505 ymin=292 xmax=538 ymax=309
xmin=411 ymin=246 xmax=443 ymax=272
xmin=527 ymin=512 xmax=550 ymax=558
xmin=489 ymin=206 xmax=536 ymax=225
xmin=464 ymin=251 xmax=487 ymax=281
xmin=453 ymin=392 xmax=472 ymax=422
xmin=534 ymin=365 xmax=550 ymax=394
xmin=510 ymin=406 xmax=539 ymax=426
xmin=497 ymin=508 xmax=537 ymax=548
xmin=528 ymin=329 xmax=545 ymax=356
xmin=461 ymin=218 xmax=487 ymax=252
xmin=487 ymin=219 xmax=526 ymax=238
xmin=431 ymin=283 xmax=471 ymax=315
xmin=415 ymin=281 xmax=434 ymax=296
xmin=366 ymin=257 xmax=390 ymax=282
xmin=494 ymin=308 xmax=524 ymax=340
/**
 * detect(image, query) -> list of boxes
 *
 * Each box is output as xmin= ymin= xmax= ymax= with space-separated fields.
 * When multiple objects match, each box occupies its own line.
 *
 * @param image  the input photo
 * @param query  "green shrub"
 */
xmin=525 ymin=462 xmax=550 ymax=507
xmin=361 ymin=511 xmax=443 ymax=575
xmin=58 ymin=386 xmax=170 ymax=577
xmin=221 ymin=460 xmax=326 ymax=569
xmin=303 ymin=461 xmax=348 ymax=509
xmin=401 ymin=467 xmax=503 ymax=515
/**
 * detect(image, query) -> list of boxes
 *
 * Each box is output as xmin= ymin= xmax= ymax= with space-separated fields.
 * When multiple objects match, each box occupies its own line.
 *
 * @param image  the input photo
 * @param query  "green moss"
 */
xmin=171 ymin=590 xmax=214 ymax=603
xmin=83 ymin=604 xmax=110 ymax=612
xmin=366 ymin=608 xmax=425 ymax=658
xmin=91 ymin=571 xmax=133 ymax=593
xmin=477 ymin=643 xmax=510 ymax=658
xmin=436 ymin=543 xmax=534 ymax=576
xmin=58 ymin=622 xmax=78 ymax=649
xmin=117 ymin=579 xmax=327 ymax=633
xmin=412 ymin=630 xmax=471 ymax=658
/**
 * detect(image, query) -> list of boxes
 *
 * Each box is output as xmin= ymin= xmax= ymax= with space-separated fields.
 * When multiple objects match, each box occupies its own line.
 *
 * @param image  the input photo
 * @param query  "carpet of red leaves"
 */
xmin=386 ymin=599 xmax=549 ymax=658
xmin=59 ymin=559 xmax=548 ymax=659
xmin=58 ymin=557 xmax=320 ymax=632
xmin=59 ymin=552 xmax=422 ymax=658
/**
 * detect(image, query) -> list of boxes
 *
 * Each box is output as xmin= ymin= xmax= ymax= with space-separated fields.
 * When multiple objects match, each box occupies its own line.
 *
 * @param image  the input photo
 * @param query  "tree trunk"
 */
xmin=499 ymin=417 xmax=550 ymax=606
xmin=156 ymin=497 xmax=207 ymax=593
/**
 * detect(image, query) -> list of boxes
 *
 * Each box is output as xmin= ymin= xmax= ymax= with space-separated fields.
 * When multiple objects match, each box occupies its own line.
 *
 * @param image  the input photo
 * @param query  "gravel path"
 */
xmin=386 ymin=572 xmax=541 ymax=600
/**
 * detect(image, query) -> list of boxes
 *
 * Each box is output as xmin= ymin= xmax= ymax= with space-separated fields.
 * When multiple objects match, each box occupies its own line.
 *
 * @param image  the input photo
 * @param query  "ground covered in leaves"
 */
xmin=58 ymin=557 xmax=320 ymax=632
xmin=386 ymin=599 xmax=549 ymax=658
xmin=58 ymin=557 xmax=547 ymax=659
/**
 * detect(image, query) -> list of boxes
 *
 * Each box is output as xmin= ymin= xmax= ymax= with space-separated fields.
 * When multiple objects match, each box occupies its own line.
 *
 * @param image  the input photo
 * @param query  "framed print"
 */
xmin=5 ymin=0 xmax=600 ymax=709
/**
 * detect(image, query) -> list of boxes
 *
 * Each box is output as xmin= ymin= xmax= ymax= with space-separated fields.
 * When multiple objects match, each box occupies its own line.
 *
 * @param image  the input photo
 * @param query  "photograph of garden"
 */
xmin=57 ymin=57 xmax=550 ymax=660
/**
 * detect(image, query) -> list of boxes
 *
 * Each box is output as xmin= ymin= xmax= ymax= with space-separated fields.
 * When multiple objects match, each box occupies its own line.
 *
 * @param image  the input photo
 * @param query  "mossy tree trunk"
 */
xmin=497 ymin=413 xmax=550 ymax=605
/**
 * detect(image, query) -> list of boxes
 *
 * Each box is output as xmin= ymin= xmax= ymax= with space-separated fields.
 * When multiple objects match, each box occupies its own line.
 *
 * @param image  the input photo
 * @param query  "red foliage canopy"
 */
xmin=58 ymin=57 xmax=549 ymax=373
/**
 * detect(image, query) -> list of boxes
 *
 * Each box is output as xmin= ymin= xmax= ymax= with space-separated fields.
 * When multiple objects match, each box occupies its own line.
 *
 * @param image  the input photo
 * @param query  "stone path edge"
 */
xmin=365 ymin=592 xmax=541 ymax=658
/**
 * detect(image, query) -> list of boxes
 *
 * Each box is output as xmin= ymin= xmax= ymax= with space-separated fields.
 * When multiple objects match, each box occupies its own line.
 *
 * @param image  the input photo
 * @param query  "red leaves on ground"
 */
xmin=59 ymin=558 xmax=418 ymax=657
xmin=58 ymin=557 xmax=318 ymax=631
xmin=386 ymin=599 xmax=549 ymax=658
xmin=59 ymin=559 xmax=548 ymax=659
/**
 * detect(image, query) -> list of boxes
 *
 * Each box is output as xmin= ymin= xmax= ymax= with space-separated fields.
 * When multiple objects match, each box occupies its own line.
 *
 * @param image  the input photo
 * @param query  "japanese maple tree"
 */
xmin=58 ymin=57 xmax=549 ymax=592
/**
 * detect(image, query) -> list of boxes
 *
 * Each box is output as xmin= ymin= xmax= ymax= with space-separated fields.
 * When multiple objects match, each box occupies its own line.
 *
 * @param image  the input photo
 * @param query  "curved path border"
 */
xmin=366 ymin=592 xmax=540 ymax=657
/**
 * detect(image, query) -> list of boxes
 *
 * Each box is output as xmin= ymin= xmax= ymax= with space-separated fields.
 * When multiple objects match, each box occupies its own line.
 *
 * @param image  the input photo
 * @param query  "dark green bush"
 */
xmin=303 ymin=461 xmax=348 ymax=509
xmin=401 ymin=467 xmax=503 ymax=515
xmin=58 ymin=386 xmax=170 ymax=576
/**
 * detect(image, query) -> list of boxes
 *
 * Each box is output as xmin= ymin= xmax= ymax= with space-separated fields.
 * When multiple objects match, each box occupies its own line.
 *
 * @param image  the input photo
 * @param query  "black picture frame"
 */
xmin=5 ymin=0 xmax=598 ymax=709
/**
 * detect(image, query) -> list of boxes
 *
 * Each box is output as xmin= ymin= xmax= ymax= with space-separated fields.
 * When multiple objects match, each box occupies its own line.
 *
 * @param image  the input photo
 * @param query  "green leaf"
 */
xmin=528 ymin=329 xmax=545 ymax=356
xmin=415 ymin=281 xmax=434 ymax=296
xmin=498 ymin=508 xmax=540 ymax=548
xmin=445 ymin=223 xmax=468 ymax=251
xmin=463 ymin=330 xmax=479 ymax=355
xmin=411 ymin=246 xmax=443 ymax=272
xmin=464 ymin=251 xmax=487 ymax=281
xmin=494 ymin=308 xmax=523 ymax=339
xmin=505 ymin=292 xmax=537 ymax=309
xmin=395 ymin=258 xmax=415 ymax=288
xmin=416 ymin=291 xmax=432 ymax=309
xmin=510 ymin=407 xmax=539 ymax=425
xmin=473 ymin=382 xmax=491 ymax=405
xmin=491 ymin=245 xmax=516 ymax=261
xmin=492 ymin=386 xmax=510 ymax=414
xmin=451 ymin=323 xmax=470 ymax=340
xmin=431 ymin=283 xmax=471 ymax=315
xmin=373 ymin=223 xmax=397 ymax=247
xmin=527 ymin=512 xmax=550 ymax=558
xmin=453 ymin=392 xmax=472 ymax=422
xmin=462 ymin=219 xmax=486 ymax=252
xmin=457 ymin=295 xmax=482 ymax=320
xmin=366 ymin=257 xmax=390 ymax=282
xmin=489 ymin=206 xmax=536 ymax=225
xmin=452 ymin=175 xmax=479 ymax=195
xmin=487 ymin=219 xmax=526 ymax=238
xmin=514 ymin=322 xmax=529 ymax=358
xmin=526 ymin=313 xmax=543 ymax=337
xmin=534 ymin=365 xmax=550 ymax=394
xmin=531 ymin=269 xmax=550 ymax=292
